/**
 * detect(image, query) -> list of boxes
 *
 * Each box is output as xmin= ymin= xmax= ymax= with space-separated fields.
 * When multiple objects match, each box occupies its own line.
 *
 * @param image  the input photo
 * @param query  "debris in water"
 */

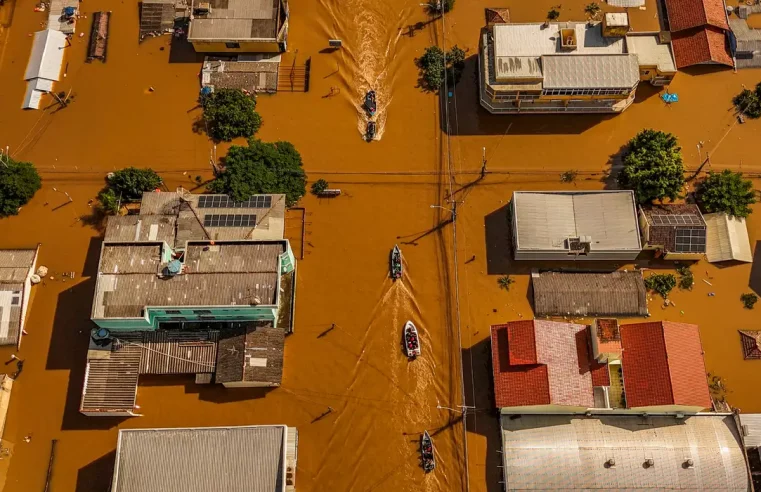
xmin=708 ymin=292 xmax=715 ymax=297
xmin=703 ymin=279 xmax=713 ymax=286
xmin=680 ymin=310 xmax=685 ymax=315
xmin=148 ymin=87 xmax=155 ymax=92
xmin=23 ymin=435 xmax=31 ymax=443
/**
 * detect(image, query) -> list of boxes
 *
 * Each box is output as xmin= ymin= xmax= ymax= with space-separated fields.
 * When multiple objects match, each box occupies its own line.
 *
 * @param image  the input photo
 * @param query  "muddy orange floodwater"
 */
xmin=1 ymin=0 xmax=761 ymax=490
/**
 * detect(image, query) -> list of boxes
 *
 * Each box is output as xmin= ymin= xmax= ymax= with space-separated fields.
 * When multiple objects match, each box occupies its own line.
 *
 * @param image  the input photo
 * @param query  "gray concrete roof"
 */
xmin=513 ymin=191 xmax=641 ymax=253
xmin=626 ymin=33 xmax=677 ymax=73
xmin=500 ymin=414 xmax=750 ymax=491
xmin=112 ymin=426 xmax=287 ymax=492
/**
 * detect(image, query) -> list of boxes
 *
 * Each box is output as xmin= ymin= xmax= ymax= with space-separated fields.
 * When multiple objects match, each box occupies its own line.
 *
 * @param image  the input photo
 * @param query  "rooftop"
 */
xmin=671 ymin=26 xmax=733 ymax=68
xmin=665 ymin=0 xmax=729 ymax=32
xmin=187 ymin=0 xmax=283 ymax=41
xmin=216 ymin=322 xmax=284 ymax=385
xmin=93 ymin=241 xmax=286 ymax=319
xmin=620 ymin=322 xmax=712 ymax=409
xmin=625 ymin=33 xmax=677 ymax=73
xmin=512 ymin=191 xmax=641 ymax=253
xmin=490 ymin=320 xmax=605 ymax=409
xmin=532 ymin=271 xmax=649 ymax=317
xmin=739 ymin=330 xmax=761 ymax=360
xmin=642 ymin=204 xmax=707 ymax=254
xmin=202 ymin=58 xmax=281 ymax=94
xmin=500 ymin=414 xmax=750 ymax=491
xmin=730 ymin=18 xmax=761 ymax=69
xmin=112 ymin=425 xmax=289 ymax=492
xmin=704 ymin=213 xmax=753 ymax=263
xmin=0 ymin=248 xmax=37 ymax=346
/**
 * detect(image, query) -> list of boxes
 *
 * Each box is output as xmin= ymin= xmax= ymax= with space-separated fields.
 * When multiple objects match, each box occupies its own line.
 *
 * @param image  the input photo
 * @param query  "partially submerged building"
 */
xmin=23 ymin=30 xmax=67 ymax=110
xmin=0 ymin=247 xmax=40 ymax=346
xmin=730 ymin=17 xmax=761 ymax=69
xmin=664 ymin=0 xmax=733 ymax=68
xmin=478 ymin=14 xmax=677 ymax=114
xmin=81 ymin=191 xmax=295 ymax=416
xmin=640 ymin=204 xmax=707 ymax=259
xmin=187 ymin=0 xmax=289 ymax=53
xmin=531 ymin=271 xmax=649 ymax=317
xmin=201 ymin=56 xmax=281 ymax=94
xmin=111 ymin=425 xmax=298 ymax=492
xmin=511 ymin=191 xmax=641 ymax=261
xmin=705 ymin=212 xmax=753 ymax=263
xmin=490 ymin=320 xmax=711 ymax=414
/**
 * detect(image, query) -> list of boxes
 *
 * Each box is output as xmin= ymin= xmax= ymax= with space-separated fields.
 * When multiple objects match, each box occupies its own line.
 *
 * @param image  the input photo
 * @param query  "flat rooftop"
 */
xmin=500 ymin=414 xmax=750 ymax=491
xmin=626 ymin=33 xmax=677 ymax=73
xmin=112 ymin=425 xmax=289 ymax=492
xmin=187 ymin=0 xmax=281 ymax=41
xmin=493 ymin=23 xmax=626 ymax=59
xmin=0 ymin=249 xmax=37 ymax=346
xmin=93 ymin=241 xmax=285 ymax=319
xmin=513 ymin=191 xmax=641 ymax=252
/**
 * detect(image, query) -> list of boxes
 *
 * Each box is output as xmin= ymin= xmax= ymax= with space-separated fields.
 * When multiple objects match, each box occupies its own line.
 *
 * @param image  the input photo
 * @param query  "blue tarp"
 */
xmin=662 ymin=93 xmax=679 ymax=103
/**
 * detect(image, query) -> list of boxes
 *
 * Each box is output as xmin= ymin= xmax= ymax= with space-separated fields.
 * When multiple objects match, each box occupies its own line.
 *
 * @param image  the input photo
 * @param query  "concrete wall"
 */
xmin=190 ymin=41 xmax=282 ymax=53
xmin=514 ymin=250 xmax=641 ymax=261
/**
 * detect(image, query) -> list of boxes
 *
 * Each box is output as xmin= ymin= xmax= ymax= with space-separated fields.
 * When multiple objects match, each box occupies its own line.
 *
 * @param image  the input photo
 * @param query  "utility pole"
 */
xmin=480 ymin=146 xmax=487 ymax=178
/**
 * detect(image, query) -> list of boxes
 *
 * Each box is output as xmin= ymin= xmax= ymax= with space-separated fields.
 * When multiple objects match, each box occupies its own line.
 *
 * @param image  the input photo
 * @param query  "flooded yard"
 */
xmin=0 ymin=0 xmax=761 ymax=490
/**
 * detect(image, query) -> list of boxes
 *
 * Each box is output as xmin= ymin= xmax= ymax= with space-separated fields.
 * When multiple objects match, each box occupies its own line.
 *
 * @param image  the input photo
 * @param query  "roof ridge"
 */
xmin=660 ymin=322 xmax=678 ymax=404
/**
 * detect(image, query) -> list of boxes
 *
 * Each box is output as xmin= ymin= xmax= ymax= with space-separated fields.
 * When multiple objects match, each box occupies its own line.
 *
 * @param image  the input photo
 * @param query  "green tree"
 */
xmin=697 ymin=169 xmax=756 ymax=218
xmin=201 ymin=89 xmax=262 ymax=141
xmin=617 ymin=129 xmax=684 ymax=203
xmin=645 ymin=273 xmax=677 ymax=298
xmin=107 ymin=167 xmax=162 ymax=201
xmin=733 ymin=83 xmax=761 ymax=119
xmin=742 ymin=293 xmax=758 ymax=309
xmin=311 ymin=179 xmax=329 ymax=195
xmin=209 ymin=139 xmax=307 ymax=206
xmin=0 ymin=158 xmax=42 ymax=217
xmin=418 ymin=45 xmax=466 ymax=91
xmin=97 ymin=188 xmax=119 ymax=214
xmin=547 ymin=8 xmax=560 ymax=21
xmin=584 ymin=2 xmax=601 ymax=17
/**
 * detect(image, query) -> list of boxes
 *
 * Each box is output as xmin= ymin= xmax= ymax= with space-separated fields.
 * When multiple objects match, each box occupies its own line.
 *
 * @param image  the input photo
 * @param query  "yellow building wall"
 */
xmin=191 ymin=41 xmax=282 ymax=53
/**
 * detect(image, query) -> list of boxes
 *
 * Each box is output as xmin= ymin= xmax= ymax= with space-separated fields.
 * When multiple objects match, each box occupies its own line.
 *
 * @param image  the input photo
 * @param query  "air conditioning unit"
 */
xmin=567 ymin=236 xmax=592 ymax=254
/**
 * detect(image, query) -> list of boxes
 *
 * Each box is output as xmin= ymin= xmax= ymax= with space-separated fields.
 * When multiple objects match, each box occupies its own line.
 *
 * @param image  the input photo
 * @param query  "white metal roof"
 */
xmin=513 ymin=191 xmax=641 ymax=252
xmin=24 ymin=29 xmax=67 ymax=81
xmin=501 ymin=414 xmax=750 ymax=491
xmin=704 ymin=213 xmax=753 ymax=263
xmin=626 ymin=33 xmax=677 ymax=73
xmin=605 ymin=12 xmax=630 ymax=27
xmin=541 ymin=54 xmax=640 ymax=89
xmin=112 ymin=425 xmax=289 ymax=492
xmin=607 ymin=0 xmax=645 ymax=6
xmin=739 ymin=413 xmax=761 ymax=447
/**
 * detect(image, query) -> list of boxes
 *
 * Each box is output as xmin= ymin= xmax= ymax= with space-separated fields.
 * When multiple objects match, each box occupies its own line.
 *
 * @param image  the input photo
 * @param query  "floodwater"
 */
xmin=0 ymin=0 xmax=761 ymax=490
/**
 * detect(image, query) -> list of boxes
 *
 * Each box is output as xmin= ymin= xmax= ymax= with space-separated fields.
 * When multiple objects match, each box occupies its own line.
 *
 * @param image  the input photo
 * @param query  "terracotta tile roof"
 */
xmin=620 ymin=322 xmax=712 ymax=409
xmin=485 ymin=7 xmax=510 ymax=25
xmin=665 ymin=0 xmax=728 ymax=31
xmin=739 ymin=331 xmax=761 ymax=359
xmin=671 ymin=26 xmax=733 ymax=68
xmin=490 ymin=321 xmax=598 ymax=408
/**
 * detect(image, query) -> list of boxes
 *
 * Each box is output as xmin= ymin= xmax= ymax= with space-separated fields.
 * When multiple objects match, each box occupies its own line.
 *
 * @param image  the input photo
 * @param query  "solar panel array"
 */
xmin=674 ymin=227 xmax=706 ymax=253
xmin=197 ymin=195 xmax=272 ymax=209
xmin=650 ymin=214 xmax=703 ymax=226
xmin=202 ymin=214 xmax=256 ymax=228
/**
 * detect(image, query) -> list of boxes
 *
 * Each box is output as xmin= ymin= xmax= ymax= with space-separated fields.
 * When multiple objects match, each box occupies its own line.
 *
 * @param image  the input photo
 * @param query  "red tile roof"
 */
xmin=671 ymin=26 xmax=733 ymax=69
xmin=620 ymin=322 xmax=712 ymax=409
xmin=490 ymin=321 xmax=597 ymax=409
xmin=665 ymin=0 xmax=728 ymax=31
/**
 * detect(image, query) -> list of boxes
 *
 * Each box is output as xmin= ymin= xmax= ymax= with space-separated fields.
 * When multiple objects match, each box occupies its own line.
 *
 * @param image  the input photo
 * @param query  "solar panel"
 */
xmin=674 ymin=227 xmax=706 ymax=253
xmin=202 ymin=214 xmax=256 ymax=227
xmin=197 ymin=195 xmax=273 ymax=209
xmin=651 ymin=214 xmax=703 ymax=226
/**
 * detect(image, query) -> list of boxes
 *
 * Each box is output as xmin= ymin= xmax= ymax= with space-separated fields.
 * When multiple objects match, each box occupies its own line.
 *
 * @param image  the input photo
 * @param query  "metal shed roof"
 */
xmin=24 ymin=29 xmax=67 ymax=81
xmin=513 ymin=191 xmax=641 ymax=253
xmin=541 ymin=54 xmax=640 ymax=89
xmin=112 ymin=426 xmax=288 ymax=492
xmin=704 ymin=213 xmax=753 ymax=263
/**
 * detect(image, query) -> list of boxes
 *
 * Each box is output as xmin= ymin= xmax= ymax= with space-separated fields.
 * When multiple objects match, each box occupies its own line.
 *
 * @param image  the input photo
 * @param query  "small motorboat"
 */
xmin=364 ymin=90 xmax=377 ymax=116
xmin=390 ymin=245 xmax=402 ymax=280
xmin=366 ymin=120 xmax=376 ymax=141
xmin=421 ymin=430 xmax=436 ymax=473
xmin=404 ymin=321 xmax=421 ymax=358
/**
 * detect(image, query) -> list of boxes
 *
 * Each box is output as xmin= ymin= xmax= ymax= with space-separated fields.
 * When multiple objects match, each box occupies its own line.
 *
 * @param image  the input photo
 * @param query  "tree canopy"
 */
xmin=733 ymin=82 xmax=761 ymax=119
xmin=617 ymin=129 xmax=684 ymax=203
xmin=208 ymin=139 xmax=307 ymax=206
xmin=418 ymin=45 xmax=466 ymax=91
xmin=107 ymin=167 xmax=162 ymax=201
xmin=0 ymin=158 xmax=42 ymax=217
xmin=201 ymin=89 xmax=262 ymax=141
xmin=697 ymin=169 xmax=756 ymax=218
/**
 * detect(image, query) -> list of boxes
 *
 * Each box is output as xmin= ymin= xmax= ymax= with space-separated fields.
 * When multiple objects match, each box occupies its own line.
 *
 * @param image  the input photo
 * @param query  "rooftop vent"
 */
xmin=644 ymin=458 xmax=654 ymax=468
xmin=567 ymin=236 xmax=592 ymax=255
xmin=560 ymin=28 xmax=577 ymax=51
xmin=606 ymin=458 xmax=616 ymax=468
xmin=684 ymin=458 xmax=694 ymax=468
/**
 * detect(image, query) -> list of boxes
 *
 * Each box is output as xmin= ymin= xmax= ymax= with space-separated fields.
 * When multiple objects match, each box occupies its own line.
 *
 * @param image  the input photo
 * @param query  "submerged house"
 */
xmin=111 ymin=425 xmax=298 ymax=492
xmin=187 ymin=0 xmax=289 ymax=53
xmin=704 ymin=212 xmax=753 ymax=263
xmin=0 ymin=247 xmax=40 ymax=347
xmin=81 ymin=191 xmax=296 ymax=416
xmin=511 ymin=191 xmax=641 ymax=261
xmin=478 ymin=13 xmax=677 ymax=114
xmin=23 ymin=29 xmax=67 ymax=110
xmin=639 ymin=204 xmax=707 ymax=259
xmin=664 ymin=0 xmax=733 ymax=69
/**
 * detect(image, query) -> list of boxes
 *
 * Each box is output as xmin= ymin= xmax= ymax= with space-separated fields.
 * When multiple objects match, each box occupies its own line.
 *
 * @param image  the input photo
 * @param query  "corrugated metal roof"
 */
xmin=705 ymin=213 xmax=753 ymax=263
xmin=513 ymin=191 xmax=641 ymax=252
xmin=188 ymin=0 xmax=280 ymax=41
xmin=0 ymin=250 xmax=36 ymax=270
xmin=607 ymin=0 xmax=644 ymax=7
xmin=541 ymin=54 xmax=640 ymax=89
xmin=739 ymin=414 xmax=761 ymax=447
xmin=500 ymin=414 xmax=750 ymax=491
xmin=532 ymin=271 xmax=649 ymax=317
xmin=81 ymin=349 xmax=141 ymax=413
xmin=24 ymin=29 xmax=67 ymax=81
xmin=104 ymin=216 xmax=177 ymax=243
xmin=112 ymin=426 xmax=287 ymax=492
